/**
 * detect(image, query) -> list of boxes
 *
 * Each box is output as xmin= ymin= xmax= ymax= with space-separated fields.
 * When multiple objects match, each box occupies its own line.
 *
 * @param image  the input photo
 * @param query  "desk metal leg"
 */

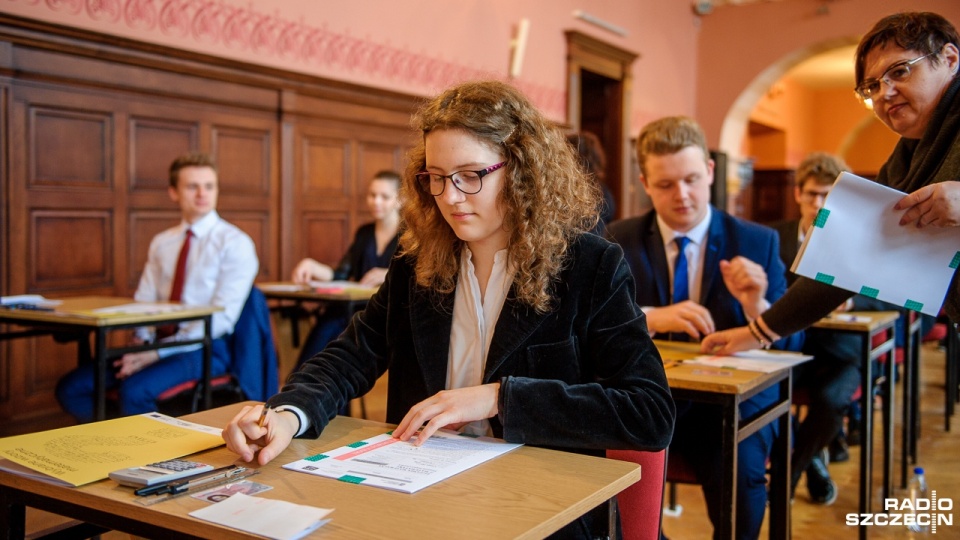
xmin=882 ymin=338 xmax=895 ymax=504
xmin=768 ymin=375 xmax=792 ymax=540
xmin=0 ymin=487 xmax=26 ymax=540
xmin=859 ymin=336 xmax=873 ymax=540
xmin=202 ymin=315 xmax=212 ymax=410
xmin=93 ymin=328 xmax=108 ymax=422
xmin=719 ymin=399 xmax=738 ymax=540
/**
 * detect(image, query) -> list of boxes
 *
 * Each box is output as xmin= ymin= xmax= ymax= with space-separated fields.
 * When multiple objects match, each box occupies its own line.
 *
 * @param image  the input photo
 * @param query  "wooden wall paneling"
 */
xmin=11 ymin=83 xmax=122 ymax=296
xmin=303 ymin=212 xmax=351 ymax=268
xmin=294 ymin=127 xmax=354 ymax=270
xmin=31 ymin=210 xmax=113 ymax=291
xmin=0 ymin=16 xmax=424 ymax=434
xmin=129 ymin=117 xmax=200 ymax=192
xmin=210 ymin=119 xmax=278 ymax=281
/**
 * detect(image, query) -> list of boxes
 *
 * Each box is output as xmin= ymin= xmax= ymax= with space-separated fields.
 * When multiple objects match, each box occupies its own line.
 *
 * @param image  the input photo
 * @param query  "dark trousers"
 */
xmin=791 ymin=328 xmax=861 ymax=485
xmin=55 ymin=338 xmax=230 ymax=423
xmin=670 ymin=386 xmax=778 ymax=540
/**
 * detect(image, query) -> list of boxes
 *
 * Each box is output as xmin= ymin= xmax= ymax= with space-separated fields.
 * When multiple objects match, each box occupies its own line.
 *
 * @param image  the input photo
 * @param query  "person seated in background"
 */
xmin=223 ymin=79 xmax=675 ymax=539
xmin=606 ymin=116 xmax=802 ymax=540
xmin=771 ymin=152 xmax=872 ymax=504
xmin=56 ymin=152 xmax=259 ymax=422
xmin=290 ymin=170 xmax=401 ymax=370
xmin=566 ymin=131 xmax=616 ymax=235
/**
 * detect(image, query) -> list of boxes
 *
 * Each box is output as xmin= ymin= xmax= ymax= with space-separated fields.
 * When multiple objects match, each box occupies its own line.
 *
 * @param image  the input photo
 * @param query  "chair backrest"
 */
xmin=606 ymin=449 xmax=666 ymax=540
xmin=226 ymin=287 xmax=279 ymax=402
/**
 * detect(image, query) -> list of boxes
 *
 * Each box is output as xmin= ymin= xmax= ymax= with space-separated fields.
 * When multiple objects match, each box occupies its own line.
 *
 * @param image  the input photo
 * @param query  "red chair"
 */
xmin=606 ymin=449 xmax=666 ymax=540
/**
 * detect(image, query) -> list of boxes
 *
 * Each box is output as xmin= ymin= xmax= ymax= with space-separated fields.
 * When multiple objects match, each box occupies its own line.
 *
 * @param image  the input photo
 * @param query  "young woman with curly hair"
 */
xmin=224 ymin=80 xmax=675 ymax=538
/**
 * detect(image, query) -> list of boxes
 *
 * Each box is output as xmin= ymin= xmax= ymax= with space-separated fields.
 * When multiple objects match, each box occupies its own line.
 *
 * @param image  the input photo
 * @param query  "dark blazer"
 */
xmin=333 ymin=222 xmax=399 ymax=281
xmin=607 ymin=207 xmax=803 ymax=351
xmin=227 ymin=288 xmax=278 ymax=403
xmin=771 ymin=220 xmax=803 ymax=287
xmin=272 ymin=233 xmax=675 ymax=455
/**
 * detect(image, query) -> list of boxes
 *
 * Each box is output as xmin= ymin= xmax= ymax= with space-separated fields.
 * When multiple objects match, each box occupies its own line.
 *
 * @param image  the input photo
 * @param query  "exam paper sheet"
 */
xmin=189 ymin=493 xmax=332 ymax=540
xmin=792 ymin=172 xmax=960 ymax=317
xmin=682 ymin=350 xmax=813 ymax=373
xmin=283 ymin=429 xmax=522 ymax=493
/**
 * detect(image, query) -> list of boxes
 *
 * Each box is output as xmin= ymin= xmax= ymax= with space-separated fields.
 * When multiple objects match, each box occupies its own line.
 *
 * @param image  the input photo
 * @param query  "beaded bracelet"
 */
xmin=754 ymin=318 xmax=776 ymax=344
xmin=747 ymin=320 xmax=771 ymax=349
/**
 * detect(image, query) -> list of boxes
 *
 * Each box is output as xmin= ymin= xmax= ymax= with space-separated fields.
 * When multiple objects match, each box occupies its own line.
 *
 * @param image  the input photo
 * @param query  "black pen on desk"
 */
xmin=134 ymin=464 xmax=239 ymax=496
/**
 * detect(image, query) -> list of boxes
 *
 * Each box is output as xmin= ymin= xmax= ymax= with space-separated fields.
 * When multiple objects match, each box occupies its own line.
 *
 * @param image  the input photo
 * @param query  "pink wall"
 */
xmin=697 ymin=0 xmax=960 ymax=148
xmin=1 ymin=0 xmax=699 ymax=131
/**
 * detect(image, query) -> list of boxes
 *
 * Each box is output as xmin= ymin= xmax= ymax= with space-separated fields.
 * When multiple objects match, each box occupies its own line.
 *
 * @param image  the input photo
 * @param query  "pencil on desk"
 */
xmin=258 ymin=405 xmax=270 ymax=428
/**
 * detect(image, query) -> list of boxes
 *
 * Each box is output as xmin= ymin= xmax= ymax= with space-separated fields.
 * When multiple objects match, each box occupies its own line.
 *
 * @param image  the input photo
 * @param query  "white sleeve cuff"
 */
xmin=273 ymin=405 xmax=309 ymax=437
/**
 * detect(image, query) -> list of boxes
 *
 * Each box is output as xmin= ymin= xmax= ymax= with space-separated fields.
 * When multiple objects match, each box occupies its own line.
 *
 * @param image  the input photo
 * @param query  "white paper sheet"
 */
xmin=90 ymin=303 xmax=188 ymax=314
xmin=792 ymin=172 xmax=960 ymax=317
xmin=189 ymin=493 xmax=332 ymax=540
xmin=682 ymin=350 xmax=813 ymax=373
xmin=283 ymin=429 xmax=522 ymax=494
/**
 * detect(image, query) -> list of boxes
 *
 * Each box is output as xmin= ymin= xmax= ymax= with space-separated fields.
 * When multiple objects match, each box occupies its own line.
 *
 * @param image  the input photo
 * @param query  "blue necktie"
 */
xmin=672 ymin=236 xmax=690 ymax=304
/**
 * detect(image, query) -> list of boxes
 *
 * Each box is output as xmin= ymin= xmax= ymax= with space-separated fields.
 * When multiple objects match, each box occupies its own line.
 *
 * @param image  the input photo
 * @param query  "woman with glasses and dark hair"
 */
xmin=704 ymin=11 xmax=960 ymax=355
xmin=223 ymin=79 xmax=675 ymax=539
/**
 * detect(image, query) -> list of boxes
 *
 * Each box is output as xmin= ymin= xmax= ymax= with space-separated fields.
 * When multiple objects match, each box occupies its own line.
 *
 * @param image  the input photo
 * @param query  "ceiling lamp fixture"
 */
xmin=692 ymin=0 xmax=788 ymax=17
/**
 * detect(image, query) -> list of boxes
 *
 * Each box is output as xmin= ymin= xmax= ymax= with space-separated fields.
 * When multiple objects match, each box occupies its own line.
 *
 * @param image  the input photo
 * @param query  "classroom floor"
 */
xmin=24 ymin=318 xmax=959 ymax=539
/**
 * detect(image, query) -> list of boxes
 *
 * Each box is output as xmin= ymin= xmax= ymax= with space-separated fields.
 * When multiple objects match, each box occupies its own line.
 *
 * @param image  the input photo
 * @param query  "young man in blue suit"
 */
xmin=607 ymin=116 xmax=802 ymax=540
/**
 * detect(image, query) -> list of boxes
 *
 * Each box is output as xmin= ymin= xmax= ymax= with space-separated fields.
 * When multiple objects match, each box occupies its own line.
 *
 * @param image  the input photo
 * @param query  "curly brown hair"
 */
xmin=400 ymin=80 xmax=600 ymax=313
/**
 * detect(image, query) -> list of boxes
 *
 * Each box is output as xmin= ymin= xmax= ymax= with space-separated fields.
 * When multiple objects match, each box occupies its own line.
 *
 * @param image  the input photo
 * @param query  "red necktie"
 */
xmin=157 ymin=229 xmax=193 ymax=340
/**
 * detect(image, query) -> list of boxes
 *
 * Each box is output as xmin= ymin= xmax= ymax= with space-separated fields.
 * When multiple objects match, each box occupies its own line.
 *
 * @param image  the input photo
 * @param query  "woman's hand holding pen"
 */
xmin=393 ymin=383 xmax=500 ymax=446
xmin=222 ymin=404 xmax=297 ymax=466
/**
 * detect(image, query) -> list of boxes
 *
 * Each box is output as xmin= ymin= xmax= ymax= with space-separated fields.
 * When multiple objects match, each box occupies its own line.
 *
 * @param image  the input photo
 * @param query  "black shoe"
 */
xmin=806 ymin=449 xmax=838 ymax=505
xmin=829 ymin=432 xmax=850 ymax=463
xmin=847 ymin=418 xmax=862 ymax=446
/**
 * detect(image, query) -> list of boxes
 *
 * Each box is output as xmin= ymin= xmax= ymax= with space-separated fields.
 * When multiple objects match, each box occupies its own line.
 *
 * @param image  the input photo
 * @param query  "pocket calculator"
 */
xmin=109 ymin=459 xmax=214 ymax=487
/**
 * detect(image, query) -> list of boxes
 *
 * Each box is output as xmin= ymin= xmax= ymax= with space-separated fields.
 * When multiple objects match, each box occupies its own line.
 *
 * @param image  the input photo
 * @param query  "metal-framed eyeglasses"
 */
xmin=415 ymin=162 xmax=506 ymax=196
xmin=855 ymin=52 xmax=936 ymax=101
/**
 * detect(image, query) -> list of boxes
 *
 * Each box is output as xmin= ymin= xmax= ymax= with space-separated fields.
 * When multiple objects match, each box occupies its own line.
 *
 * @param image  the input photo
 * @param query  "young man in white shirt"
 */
xmin=56 ymin=152 xmax=259 ymax=422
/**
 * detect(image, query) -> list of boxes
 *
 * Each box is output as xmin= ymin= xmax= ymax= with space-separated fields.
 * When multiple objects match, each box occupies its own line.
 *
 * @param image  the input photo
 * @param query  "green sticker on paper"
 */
xmin=813 ymin=208 xmax=830 ymax=228
xmin=346 ymin=441 xmax=368 ymax=448
xmin=815 ymin=272 xmax=835 ymax=285
xmin=338 ymin=475 xmax=365 ymax=484
xmin=860 ymin=286 xmax=879 ymax=298
xmin=950 ymin=252 xmax=960 ymax=269
xmin=905 ymin=300 xmax=924 ymax=312
xmin=304 ymin=453 xmax=329 ymax=462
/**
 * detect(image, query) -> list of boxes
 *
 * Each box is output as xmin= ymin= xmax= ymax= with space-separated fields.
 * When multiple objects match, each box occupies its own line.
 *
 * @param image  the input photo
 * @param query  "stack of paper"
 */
xmin=190 ymin=493 xmax=332 ymax=540
xmin=792 ymin=172 xmax=960 ymax=317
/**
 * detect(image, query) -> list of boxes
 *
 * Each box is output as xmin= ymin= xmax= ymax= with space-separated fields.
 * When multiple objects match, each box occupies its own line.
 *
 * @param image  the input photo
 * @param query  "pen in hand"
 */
xmin=258 ymin=404 xmax=270 ymax=428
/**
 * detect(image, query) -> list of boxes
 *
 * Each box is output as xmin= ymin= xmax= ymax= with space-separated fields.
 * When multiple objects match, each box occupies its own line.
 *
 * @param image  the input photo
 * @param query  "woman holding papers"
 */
xmin=224 ymin=80 xmax=675 ymax=538
xmin=704 ymin=11 xmax=960 ymax=354
xmin=290 ymin=170 xmax=401 ymax=370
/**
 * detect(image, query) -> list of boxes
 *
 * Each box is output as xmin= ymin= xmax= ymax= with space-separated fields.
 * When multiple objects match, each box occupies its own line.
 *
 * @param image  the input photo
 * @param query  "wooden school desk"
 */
xmin=655 ymin=340 xmax=798 ymax=540
xmin=257 ymin=282 xmax=375 ymax=348
xmin=0 ymin=296 xmax=221 ymax=421
xmin=812 ymin=310 xmax=898 ymax=540
xmin=0 ymin=402 xmax=641 ymax=539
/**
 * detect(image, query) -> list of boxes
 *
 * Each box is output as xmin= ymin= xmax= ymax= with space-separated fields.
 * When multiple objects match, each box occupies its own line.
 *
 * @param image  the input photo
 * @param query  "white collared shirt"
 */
xmin=656 ymin=206 xmax=712 ymax=304
xmin=446 ymin=247 xmax=513 ymax=437
xmin=134 ymin=210 xmax=259 ymax=358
